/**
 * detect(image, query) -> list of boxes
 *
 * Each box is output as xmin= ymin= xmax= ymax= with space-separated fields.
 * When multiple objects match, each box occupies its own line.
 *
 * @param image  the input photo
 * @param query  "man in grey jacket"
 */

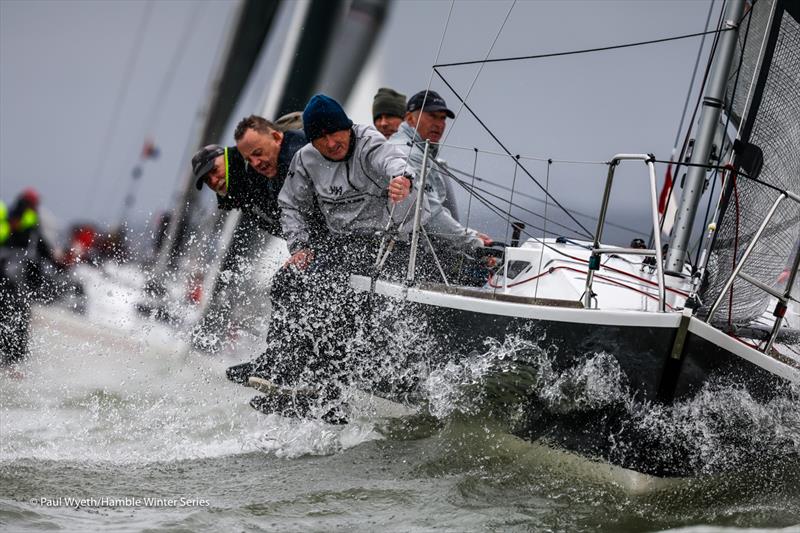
xmin=389 ymin=90 xmax=491 ymax=251
xmin=279 ymin=94 xmax=422 ymax=270
xmin=231 ymin=95 xmax=424 ymax=421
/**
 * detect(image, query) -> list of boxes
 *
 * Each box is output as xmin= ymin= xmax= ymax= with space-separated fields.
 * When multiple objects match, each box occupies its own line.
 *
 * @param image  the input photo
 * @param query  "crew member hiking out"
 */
xmin=226 ymin=94 xmax=426 ymax=421
xmin=193 ymin=116 xmax=320 ymax=237
xmin=191 ymin=117 xmax=328 ymax=351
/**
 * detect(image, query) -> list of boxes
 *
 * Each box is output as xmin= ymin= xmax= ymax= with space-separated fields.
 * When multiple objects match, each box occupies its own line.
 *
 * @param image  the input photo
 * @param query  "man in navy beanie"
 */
xmin=230 ymin=94 xmax=429 ymax=422
xmin=282 ymin=93 xmax=419 ymax=268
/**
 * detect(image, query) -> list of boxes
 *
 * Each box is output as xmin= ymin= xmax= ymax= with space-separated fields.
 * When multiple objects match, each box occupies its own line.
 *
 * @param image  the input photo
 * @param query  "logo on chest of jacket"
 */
xmin=328 ymin=185 xmax=343 ymax=196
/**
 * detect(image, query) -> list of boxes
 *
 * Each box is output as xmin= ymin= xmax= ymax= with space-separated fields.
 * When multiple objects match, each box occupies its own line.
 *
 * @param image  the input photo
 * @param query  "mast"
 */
xmin=664 ymin=0 xmax=746 ymax=275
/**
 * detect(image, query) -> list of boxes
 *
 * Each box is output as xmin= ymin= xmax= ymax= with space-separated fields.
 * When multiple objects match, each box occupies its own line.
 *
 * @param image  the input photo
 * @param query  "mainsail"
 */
xmin=700 ymin=0 xmax=800 ymax=327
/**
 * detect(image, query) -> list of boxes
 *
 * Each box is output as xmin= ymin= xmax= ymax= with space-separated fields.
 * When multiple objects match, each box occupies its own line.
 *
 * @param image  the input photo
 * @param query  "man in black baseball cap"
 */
xmin=192 ymin=114 xmax=323 ymax=238
xmin=405 ymin=89 xmax=455 ymax=141
xmin=191 ymin=140 xmax=287 ymax=237
xmin=192 ymin=144 xmax=226 ymax=193
xmin=389 ymin=89 xmax=494 ymax=277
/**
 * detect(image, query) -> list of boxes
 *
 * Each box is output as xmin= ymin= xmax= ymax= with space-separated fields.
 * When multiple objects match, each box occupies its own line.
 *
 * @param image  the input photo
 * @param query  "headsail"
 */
xmin=700 ymin=0 xmax=800 ymax=326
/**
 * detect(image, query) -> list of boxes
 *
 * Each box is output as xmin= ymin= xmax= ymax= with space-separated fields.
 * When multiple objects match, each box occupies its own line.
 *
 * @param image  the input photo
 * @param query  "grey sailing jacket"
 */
xmin=279 ymin=124 xmax=429 ymax=254
xmin=388 ymin=122 xmax=482 ymax=249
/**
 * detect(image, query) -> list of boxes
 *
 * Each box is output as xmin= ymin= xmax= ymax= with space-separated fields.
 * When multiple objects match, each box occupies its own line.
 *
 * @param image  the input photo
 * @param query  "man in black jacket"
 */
xmin=192 ymin=116 xmax=308 ymax=236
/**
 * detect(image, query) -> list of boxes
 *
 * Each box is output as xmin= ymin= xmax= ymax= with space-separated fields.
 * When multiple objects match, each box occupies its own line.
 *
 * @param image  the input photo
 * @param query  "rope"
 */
xmin=696 ymin=0 xmax=755 ymax=267
xmin=488 ymin=265 xmax=678 ymax=311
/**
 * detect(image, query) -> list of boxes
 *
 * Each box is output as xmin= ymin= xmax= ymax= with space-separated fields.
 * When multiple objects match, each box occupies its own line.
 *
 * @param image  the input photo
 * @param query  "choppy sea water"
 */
xmin=1 ymin=267 xmax=799 ymax=532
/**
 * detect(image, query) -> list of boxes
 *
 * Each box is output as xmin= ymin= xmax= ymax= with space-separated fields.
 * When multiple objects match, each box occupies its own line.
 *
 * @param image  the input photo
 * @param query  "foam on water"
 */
xmin=0 ymin=265 xmax=384 ymax=465
xmin=423 ymin=334 xmax=800 ymax=475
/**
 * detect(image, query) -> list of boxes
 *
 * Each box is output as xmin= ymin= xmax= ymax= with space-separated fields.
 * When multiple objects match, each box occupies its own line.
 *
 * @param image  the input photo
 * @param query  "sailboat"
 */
xmin=349 ymin=0 xmax=800 ymax=476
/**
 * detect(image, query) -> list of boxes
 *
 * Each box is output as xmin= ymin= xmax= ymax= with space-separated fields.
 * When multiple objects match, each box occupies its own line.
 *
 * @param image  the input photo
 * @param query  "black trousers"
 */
xmin=0 ymin=270 xmax=31 ymax=364
xmin=250 ymin=234 xmax=445 ymax=401
xmin=251 ymin=237 xmax=385 ymax=394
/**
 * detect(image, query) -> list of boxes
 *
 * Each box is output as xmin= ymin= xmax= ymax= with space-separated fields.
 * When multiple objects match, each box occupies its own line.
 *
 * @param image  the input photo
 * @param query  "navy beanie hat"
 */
xmin=303 ymin=94 xmax=353 ymax=142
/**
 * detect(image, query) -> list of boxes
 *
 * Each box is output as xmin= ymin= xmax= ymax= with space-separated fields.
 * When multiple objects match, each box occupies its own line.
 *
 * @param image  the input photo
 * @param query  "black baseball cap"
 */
xmin=192 ymin=144 xmax=225 ymax=190
xmin=406 ymin=90 xmax=455 ymax=118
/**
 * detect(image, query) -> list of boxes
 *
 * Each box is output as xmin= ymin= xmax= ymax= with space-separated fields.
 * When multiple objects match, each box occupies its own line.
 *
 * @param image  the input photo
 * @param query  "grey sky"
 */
xmin=1 ymin=0 xmax=234 ymax=229
xmin=1 ymin=0 xmax=719 ymax=244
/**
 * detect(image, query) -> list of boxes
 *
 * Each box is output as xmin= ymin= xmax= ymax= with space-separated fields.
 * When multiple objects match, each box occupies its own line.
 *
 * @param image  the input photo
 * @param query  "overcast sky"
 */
xmin=1 ymin=0 xmax=720 ymax=244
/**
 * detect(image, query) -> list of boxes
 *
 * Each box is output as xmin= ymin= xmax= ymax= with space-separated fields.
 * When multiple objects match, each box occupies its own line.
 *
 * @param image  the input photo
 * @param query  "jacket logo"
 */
xmin=329 ymin=185 xmax=343 ymax=196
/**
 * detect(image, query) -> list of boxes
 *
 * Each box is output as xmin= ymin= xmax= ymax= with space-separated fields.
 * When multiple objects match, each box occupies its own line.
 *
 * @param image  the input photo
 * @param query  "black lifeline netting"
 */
xmin=700 ymin=0 xmax=800 ymax=327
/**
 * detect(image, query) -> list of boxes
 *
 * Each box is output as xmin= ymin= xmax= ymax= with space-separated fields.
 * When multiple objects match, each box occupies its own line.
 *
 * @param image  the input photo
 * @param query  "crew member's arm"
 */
xmin=278 ymin=153 xmax=317 ymax=269
xmin=363 ymin=129 xmax=429 ymax=229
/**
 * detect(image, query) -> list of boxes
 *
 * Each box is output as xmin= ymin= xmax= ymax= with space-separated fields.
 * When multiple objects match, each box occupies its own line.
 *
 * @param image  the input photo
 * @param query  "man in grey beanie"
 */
xmin=372 ymin=87 xmax=406 ymax=139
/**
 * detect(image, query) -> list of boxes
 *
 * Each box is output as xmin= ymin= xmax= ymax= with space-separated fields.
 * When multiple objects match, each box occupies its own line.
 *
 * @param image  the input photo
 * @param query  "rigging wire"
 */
xmin=463 ymin=148 xmax=479 ymax=237
xmin=143 ymin=6 xmax=206 ymax=141
xmin=436 ymin=141 xmax=608 ymax=165
xmin=440 ymin=0 xmax=517 ymax=147
xmin=650 ymin=158 xmax=794 ymax=198
xmin=457 ymin=148 xmax=481 ymax=276
xmin=503 ymin=155 xmax=521 ymax=246
xmin=673 ymin=1 xmax=718 ymax=152
xmin=429 ymin=150 xmax=588 ymax=236
xmin=447 ymin=173 xmax=591 ymax=238
xmin=434 ymin=26 xmax=736 ymax=69
xmin=401 ymin=0 xmax=454 ymax=177
xmin=434 ymin=68 xmax=594 ymax=238
xmin=118 ymin=3 xmax=206 ymax=225
xmin=84 ymin=0 xmax=154 ymax=216
xmin=376 ymin=0 xmax=456 ymax=270
xmin=445 ymin=164 xmax=643 ymax=236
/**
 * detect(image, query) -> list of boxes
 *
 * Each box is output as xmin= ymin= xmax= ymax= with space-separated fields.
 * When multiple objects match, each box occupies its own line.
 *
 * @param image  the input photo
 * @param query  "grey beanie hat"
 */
xmin=274 ymin=111 xmax=303 ymax=132
xmin=372 ymin=87 xmax=406 ymax=120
